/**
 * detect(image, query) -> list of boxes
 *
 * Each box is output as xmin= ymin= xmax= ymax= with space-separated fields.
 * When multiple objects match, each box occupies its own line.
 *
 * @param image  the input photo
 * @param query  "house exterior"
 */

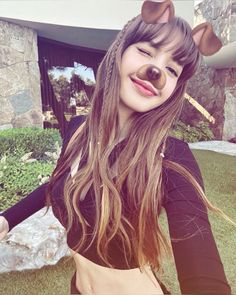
xmin=0 ymin=0 xmax=235 ymax=140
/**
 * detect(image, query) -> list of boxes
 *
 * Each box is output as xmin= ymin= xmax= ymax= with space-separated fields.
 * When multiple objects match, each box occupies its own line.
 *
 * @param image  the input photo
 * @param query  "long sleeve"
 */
xmin=163 ymin=137 xmax=231 ymax=294
xmin=0 ymin=183 xmax=48 ymax=231
xmin=0 ymin=115 xmax=86 ymax=231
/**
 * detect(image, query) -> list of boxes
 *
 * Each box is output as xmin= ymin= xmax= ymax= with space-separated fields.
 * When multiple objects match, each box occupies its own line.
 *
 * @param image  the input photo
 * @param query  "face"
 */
xmin=119 ymin=34 xmax=183 ymax=119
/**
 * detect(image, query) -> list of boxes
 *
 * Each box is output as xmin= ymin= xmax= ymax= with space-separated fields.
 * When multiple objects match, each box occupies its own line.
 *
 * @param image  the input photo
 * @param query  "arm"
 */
xmin=0 ymin=183 xmax=48 ymax=231
xmin=0 ymin=115 xmax=86 ymax=232
xmin=162 ymin=138 xmax=231 ymax=294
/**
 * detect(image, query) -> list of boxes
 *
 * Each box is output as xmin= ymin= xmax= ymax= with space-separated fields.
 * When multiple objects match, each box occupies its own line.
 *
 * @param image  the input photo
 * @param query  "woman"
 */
xmin=0 ymin=1 xmax=232 ymax=294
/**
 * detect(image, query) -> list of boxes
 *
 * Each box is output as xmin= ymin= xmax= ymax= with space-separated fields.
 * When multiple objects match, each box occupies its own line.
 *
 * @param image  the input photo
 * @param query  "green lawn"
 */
xmin=159 ymin=150 xmax=236 ymax=294
xmin=0 ymin=150 xmax=235 ymax=295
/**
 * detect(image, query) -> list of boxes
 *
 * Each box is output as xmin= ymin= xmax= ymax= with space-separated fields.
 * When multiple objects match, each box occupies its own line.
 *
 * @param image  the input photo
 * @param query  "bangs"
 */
xmin=126 ymin=16 xmax=198 ymax=67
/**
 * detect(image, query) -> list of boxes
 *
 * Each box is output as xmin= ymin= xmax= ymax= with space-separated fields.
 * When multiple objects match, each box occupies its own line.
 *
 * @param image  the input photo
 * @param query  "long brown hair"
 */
xmin=46 ymin=15 xmax=232 ymax=272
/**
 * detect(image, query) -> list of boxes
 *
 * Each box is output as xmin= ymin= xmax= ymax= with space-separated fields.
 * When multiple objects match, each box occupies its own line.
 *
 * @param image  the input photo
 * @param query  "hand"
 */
xmin=0 ymin=216 xmax=9 ymax=241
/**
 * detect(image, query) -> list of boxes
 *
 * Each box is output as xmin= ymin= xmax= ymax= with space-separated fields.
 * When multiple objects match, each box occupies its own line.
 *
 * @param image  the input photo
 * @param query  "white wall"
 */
xmin=0 ymin=0 xmax=194 ymax=30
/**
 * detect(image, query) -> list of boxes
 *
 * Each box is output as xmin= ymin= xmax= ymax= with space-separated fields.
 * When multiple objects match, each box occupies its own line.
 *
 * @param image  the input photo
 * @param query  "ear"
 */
xmin=192 ymin=22 xmax=222 ymax=56
xmin=141 ymin=0 xmax=175 ymax=24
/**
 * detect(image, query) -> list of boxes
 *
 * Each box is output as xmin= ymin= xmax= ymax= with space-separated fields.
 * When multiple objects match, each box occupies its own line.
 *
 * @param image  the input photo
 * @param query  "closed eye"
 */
xmin=137 ymin=47 xmax=152 ymax=57
xmin=166 ymin=66 xmax=178 ymax=77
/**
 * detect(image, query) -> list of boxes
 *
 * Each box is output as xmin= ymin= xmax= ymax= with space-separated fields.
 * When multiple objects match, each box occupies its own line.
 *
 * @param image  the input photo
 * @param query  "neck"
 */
xmin=118 ymin=103 xmax=133 ymax=139
xmin=118 ymin=114 xmax=131 ymax=140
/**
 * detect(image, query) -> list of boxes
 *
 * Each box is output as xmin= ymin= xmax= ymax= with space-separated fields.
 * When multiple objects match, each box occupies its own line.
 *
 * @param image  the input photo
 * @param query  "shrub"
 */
xmin=0 ymin=127 xmax=61 ymax=211
xmin=0 ymin=154 xmax=54 ymax=211
xmin=0 ymin=127 xmax=62 ymax=159
xmin=171 ymin=121 xmax=214 ymax=143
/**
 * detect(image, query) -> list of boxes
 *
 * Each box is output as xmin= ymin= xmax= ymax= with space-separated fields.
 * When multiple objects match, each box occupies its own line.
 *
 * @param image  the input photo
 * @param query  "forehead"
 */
xmin=127 ymin=17 xmax=198 ymax=67
xmin=145 ymin=28 xmax=191 ymax=66
xmin=150 ymin=29 xmax=184 ymax=52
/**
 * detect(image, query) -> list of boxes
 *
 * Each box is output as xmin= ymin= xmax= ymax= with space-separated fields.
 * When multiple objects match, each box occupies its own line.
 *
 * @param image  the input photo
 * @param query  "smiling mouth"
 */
xmin=130 ymin=77 xmax=157 ymax=97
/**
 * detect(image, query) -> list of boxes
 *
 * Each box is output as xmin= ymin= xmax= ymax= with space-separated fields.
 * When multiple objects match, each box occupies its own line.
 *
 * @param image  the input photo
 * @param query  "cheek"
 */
xmin=120 ymin=49 xmax=144 ymax=75
xmin=120 ymin=56 xmax=130 ymax=78
xmin=164 ymin=79 xmax=178 ymax=98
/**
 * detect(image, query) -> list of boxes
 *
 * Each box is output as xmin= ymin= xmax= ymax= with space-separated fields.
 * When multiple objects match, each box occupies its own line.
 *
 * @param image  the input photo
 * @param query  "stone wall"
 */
xmin=181 ymin=0 xmax=236 ymax=140
xmin=0 ymin=20 xmax=42 ymax=130
xmin=231 ymin=0 xmax=236 ymax=41
xmin=223 ymin=69 xmax=236 ymax=140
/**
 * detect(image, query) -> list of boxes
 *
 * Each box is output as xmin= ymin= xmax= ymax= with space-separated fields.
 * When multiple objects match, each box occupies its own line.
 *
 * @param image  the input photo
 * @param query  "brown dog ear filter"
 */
xmin=141 ymin=0 xmax=222 ymax=56
xmin=192 ymin=22 xmax=222 ymax=56
xmin=141 ymin=0 xmax=175 ymax=24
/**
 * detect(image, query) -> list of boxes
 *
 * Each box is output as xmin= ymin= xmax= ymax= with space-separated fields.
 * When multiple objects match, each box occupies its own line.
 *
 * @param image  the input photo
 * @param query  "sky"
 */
xmin=49 ymin=62 xmax=96 ymax=85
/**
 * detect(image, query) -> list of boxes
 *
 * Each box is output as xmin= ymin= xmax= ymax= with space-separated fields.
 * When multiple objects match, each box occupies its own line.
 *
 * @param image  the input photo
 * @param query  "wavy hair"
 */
xmin=46 ymin=15 xmax=233 ymax=272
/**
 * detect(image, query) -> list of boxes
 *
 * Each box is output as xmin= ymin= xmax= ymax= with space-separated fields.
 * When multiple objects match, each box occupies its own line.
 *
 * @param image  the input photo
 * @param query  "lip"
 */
xmin=130 ymin=77 xmax=158 ymax=96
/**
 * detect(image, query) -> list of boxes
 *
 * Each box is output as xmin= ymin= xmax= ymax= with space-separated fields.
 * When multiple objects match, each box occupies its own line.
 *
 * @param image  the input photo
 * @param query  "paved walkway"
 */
xmin=189 ymin=141 xmax=236 ymax=156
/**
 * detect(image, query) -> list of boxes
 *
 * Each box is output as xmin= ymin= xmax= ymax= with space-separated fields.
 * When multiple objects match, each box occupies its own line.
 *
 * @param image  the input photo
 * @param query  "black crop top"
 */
xmin=1 ymin=116 xmax=231 ymax=294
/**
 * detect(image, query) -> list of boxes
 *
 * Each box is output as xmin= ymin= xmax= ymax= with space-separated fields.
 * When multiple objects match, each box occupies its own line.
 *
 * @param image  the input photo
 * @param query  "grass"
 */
xmin=0 ymin=150 xmax=235 ymax=295
xmin=0 ymin=257 xmax=75 ymax=295
xmin=159 ymin=150 xmax=236 ymax=294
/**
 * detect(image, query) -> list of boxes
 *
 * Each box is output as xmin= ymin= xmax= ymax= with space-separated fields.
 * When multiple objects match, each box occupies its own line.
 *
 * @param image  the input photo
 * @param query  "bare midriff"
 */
xmin=69 ymin=249 xmax=164 ymax=295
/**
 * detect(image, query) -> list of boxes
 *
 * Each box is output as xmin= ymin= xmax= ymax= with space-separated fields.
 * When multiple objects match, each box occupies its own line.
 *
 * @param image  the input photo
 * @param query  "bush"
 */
xmin=0 ymin=127 xmax=62 ymax=159
xmin=0 ymin=127 xmax=61 ymax=211
xmin=171 ymin=121 xmax=214 ymax=143
xmin=0 ymin=154 xmax=54 ymax=211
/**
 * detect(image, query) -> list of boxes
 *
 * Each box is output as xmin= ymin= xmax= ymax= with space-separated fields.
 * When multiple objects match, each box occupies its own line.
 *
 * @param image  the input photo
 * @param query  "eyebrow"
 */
xmin=148 ymin=41 xmax=159 ymax=49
